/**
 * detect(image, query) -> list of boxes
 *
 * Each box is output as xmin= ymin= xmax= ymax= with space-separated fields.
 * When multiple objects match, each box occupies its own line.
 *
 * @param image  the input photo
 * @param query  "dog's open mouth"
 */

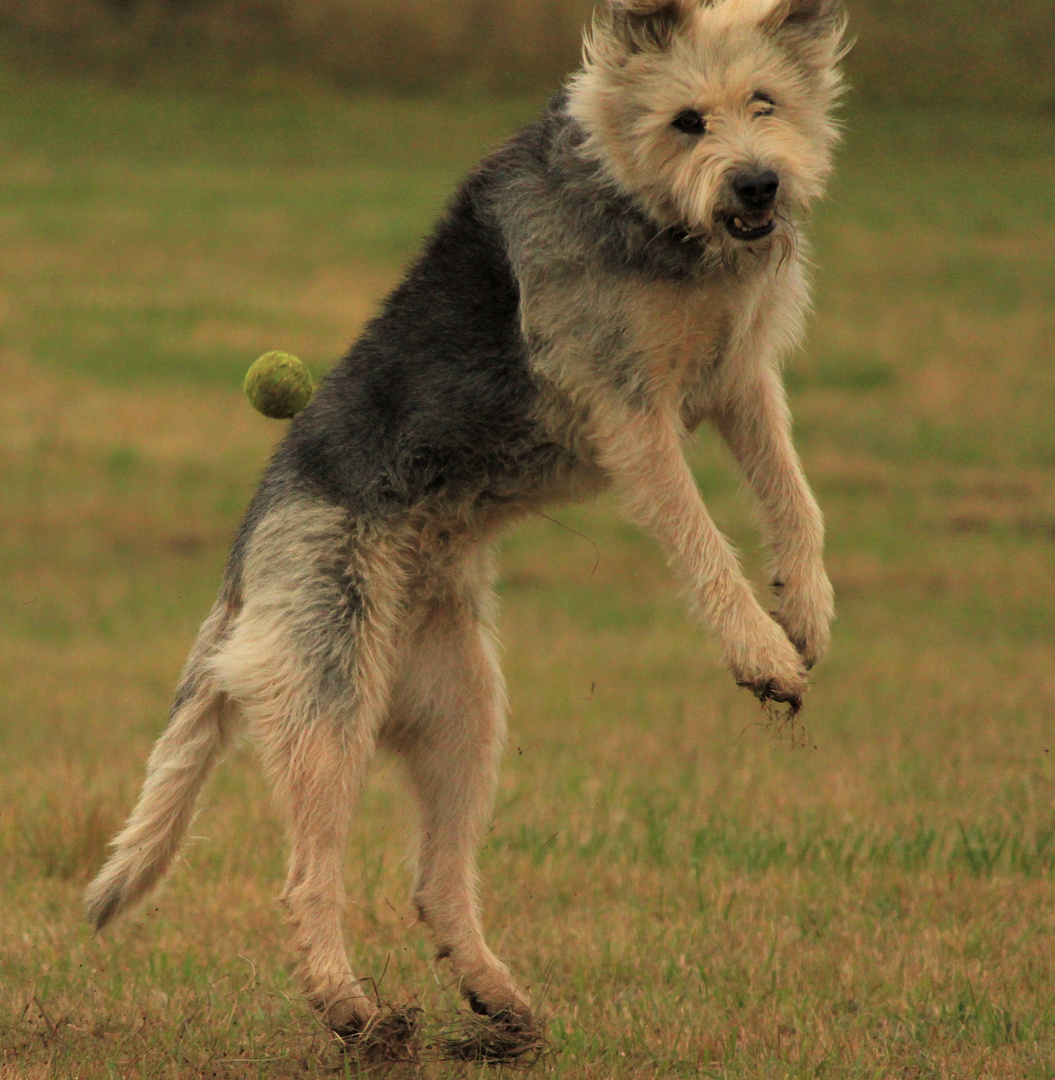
xmin=724 ymin=211 xmax=775 ymax=242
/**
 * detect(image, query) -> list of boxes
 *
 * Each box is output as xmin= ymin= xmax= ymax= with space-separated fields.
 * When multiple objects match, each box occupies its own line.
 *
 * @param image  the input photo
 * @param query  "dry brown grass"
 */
xmin=3 ymin=429 xmax=1055 ymax=1080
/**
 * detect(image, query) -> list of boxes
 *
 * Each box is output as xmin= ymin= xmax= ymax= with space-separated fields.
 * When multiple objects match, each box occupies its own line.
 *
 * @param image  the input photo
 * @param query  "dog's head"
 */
xmin=567 ymin=0 xmax=847 ymax=252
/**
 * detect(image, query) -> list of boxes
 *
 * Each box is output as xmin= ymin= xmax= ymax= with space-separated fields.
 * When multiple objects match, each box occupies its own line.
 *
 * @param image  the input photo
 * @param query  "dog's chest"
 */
xmin=520 ymin=267 xmax=740 ymax=419
xmin=618 ymin=279 xmax=732 ymax=407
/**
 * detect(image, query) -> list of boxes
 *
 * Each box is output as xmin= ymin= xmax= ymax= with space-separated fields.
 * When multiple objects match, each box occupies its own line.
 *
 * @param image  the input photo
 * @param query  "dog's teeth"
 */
xmin=734 ymin=218 xmax=743 ymax=228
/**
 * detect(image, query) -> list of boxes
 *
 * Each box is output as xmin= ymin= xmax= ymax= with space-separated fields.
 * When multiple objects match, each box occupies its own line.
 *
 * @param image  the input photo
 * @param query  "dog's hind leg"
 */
xmin=387 ymin=556 xmax=536 ymax=1057
xmin=212 ymin=506 xmax=417 ymax=1056
xmin=261 ymin=717 xmax=375 ymax=1032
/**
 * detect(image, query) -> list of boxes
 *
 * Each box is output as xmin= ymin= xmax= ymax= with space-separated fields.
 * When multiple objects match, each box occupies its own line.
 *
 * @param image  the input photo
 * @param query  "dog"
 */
xmin=86 ymin=0 xmax=844 ymax=1060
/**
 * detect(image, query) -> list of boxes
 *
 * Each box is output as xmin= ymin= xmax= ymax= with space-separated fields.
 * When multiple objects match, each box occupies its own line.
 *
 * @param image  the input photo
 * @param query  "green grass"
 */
xmin=2 ymin=70 xmax=1055 ymax=1078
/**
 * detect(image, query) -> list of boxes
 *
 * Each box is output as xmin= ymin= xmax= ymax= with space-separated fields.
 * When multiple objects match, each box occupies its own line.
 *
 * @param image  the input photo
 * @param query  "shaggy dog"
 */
xmin=87 ymin=0 xmax=845 ymax=1060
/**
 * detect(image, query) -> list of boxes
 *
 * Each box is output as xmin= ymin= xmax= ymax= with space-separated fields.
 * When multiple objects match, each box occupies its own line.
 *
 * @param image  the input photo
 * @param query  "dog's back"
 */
xmin=273 ymin=158 xmax=544 ymax=518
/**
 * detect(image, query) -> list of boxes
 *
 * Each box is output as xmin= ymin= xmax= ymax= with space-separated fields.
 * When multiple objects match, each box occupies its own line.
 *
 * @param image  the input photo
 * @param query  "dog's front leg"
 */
xmin=590 ymin=400 xmax=808 ymax=707
xmin=713 ymin=370 xmax=834 ymax=669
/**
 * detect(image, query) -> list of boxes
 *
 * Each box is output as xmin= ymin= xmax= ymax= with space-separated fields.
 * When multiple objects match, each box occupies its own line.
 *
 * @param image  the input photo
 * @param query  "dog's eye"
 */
xmin=671 ymin=109 xmax=706 ymax=135
xmin=751 ymin=91 xmax=776 ymax=117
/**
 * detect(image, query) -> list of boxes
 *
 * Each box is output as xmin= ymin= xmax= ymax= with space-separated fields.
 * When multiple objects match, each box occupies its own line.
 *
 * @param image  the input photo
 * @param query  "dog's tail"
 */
xmin=85 ymin=601 xmax=236 ymax=932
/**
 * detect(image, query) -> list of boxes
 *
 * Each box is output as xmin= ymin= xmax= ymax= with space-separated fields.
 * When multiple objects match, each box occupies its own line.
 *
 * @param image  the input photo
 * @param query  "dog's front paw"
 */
xmin=771 ymin=568 xmax=834 ymax=670
xmin=727 ymin=613 xmax=810 ymax=714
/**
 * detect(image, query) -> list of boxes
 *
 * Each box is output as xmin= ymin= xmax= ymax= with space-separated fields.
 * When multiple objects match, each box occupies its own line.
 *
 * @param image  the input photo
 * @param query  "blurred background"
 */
xmin=1 ymin=0 xmax=1055 ymax=104
xmin=2 ymin=3 xmax=1055 ymax=1078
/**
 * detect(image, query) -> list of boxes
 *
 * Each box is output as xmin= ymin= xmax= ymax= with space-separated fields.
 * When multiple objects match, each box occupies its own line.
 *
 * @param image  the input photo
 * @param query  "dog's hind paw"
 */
xmin=441 ymin=1010 xmax=544 ymax=1064
xmin=334 ymin=1007 xmax=422 ymax=1063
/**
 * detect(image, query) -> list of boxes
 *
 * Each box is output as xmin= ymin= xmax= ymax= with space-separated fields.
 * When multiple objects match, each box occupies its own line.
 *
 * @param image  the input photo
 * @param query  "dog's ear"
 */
xmin=761 ymin=0 xmax=845 ymax=68
xmin=762 ymin=0 xmax=841 ymax=35
xmin=602 ymin=0 xmax=693 ymax=53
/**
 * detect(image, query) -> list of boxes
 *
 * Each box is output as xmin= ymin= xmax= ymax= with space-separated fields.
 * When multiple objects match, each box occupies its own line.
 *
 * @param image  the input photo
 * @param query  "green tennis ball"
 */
xmin=244 ymin=351 xmax=315 ymax=419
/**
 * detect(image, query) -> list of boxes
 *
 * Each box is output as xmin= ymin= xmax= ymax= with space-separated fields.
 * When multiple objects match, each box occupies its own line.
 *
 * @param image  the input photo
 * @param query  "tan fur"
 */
xmin=385 ymin=547 xmax=531 ymax=1021
xmin=568 ymin=0 xmax=844 ymax=234
xmin=83 ymin=600 xmax=236 ymax=931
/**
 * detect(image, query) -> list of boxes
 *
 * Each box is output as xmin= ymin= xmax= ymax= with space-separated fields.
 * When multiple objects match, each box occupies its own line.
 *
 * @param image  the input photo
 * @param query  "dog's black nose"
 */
xmin=732 ymin=169 xmax=779 ymax=209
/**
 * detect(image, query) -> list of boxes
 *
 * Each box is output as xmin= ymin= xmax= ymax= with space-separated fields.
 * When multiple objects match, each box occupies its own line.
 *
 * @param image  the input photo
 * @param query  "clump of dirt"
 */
xmin=440 ymin=1010 xmax=545 ymax=1065
xmin=759 ymin=697 xmax=809 ymax=748
xmin=334 ymin=1006 xmax=422 ymax=1064
xmin=737 ymin=680 xmax=810 ymax=747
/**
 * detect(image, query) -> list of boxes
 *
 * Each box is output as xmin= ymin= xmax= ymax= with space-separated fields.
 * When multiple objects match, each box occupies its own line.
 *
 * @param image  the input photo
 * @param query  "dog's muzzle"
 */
xmin=724 ymin=168 xmax=779 ymax=241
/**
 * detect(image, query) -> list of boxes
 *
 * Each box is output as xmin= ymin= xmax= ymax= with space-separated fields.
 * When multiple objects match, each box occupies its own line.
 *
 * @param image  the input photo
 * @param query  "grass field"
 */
xmin=1 ymin=67 xmax=1055 ymax=1078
